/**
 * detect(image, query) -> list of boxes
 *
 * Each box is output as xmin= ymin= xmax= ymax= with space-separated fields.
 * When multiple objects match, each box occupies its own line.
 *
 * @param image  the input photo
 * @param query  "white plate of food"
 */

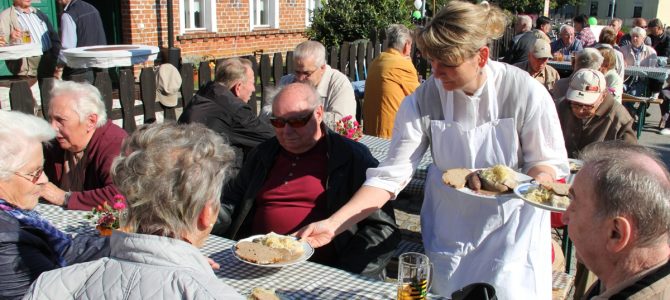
xmin=233 ymin=233 xmax=314 ymax=267
xmin=514 ymin=182 xmax=571 ymax=212
xmin=568 ymin=159 xmax=584 ymax=173
xmin=442 ymin=165 xmax=533 ymax=199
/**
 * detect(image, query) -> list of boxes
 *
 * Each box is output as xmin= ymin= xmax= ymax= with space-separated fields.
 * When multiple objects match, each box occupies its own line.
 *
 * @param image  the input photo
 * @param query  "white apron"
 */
xmin=421 ymin=80 xmax=551 ymax=299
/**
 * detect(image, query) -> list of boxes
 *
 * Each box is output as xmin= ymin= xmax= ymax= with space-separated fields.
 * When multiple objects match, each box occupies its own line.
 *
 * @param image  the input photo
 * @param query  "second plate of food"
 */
xmin=514 ymin=182 xmax=571 ymax=212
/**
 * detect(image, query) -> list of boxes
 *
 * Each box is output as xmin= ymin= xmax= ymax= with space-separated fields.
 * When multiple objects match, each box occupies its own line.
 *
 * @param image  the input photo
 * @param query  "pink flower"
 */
xmin=342 ymin=115 xmax=352 ymax=122
xmin=113 ymin=201 xmax=126 ymax=210
xmin=113 ymin=194 xmax=125 ymax=201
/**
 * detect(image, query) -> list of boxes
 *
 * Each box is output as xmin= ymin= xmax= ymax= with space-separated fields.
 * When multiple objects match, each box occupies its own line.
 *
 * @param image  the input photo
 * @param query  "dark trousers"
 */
xmin=62 ymin=66 xmax=95 ymax=83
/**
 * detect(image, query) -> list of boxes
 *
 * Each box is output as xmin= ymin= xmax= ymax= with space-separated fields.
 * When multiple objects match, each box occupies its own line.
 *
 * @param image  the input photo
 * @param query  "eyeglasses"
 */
xmin=569 ymin=101 xmax=596 ymax=111
xmin=269 ymin=110 xmax=314 ymax=128
xmin=294 ymin=68 xmax=319 ymax=78
xmin=14 ymin=167 xmax=44 ymax=184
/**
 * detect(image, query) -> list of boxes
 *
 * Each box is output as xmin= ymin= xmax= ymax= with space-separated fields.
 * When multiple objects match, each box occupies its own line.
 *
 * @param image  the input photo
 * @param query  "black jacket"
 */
xmin=217 ymin=129 xmax=400 ymax=277
xmin=504 ymin=30 xmax=538 ymax=65
xmin=651 ymin=32 xmax=670 ymax=58
xmin=0 ymin=210 xmax=109 ymax=299
xmin=179 ymin=81 xmax=275 ymax=169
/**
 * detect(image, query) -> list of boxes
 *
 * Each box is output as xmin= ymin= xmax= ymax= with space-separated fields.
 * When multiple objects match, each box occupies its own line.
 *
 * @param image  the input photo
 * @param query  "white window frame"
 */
xmin=305 ymin=0 xmax=325 ymax=27
xmin=249 ymin=0 xmax=279 ymax=30
xmin=179 ymin=0 xmax=217 ymax=34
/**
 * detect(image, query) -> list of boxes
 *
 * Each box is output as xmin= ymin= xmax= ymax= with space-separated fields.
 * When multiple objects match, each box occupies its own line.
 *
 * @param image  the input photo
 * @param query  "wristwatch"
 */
xmin=63 ymin=191 xmax=71 ymax=207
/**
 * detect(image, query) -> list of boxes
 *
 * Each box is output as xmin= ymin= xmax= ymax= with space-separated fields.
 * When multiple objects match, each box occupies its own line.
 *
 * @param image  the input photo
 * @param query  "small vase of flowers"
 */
xmin=86 ymin=194 xmax=126 ymax=236
xmin=335 ymin=115 xmax=363 ymax=141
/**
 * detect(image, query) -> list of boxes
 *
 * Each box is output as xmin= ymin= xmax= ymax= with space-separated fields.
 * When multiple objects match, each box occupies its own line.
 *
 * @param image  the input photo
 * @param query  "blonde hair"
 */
xmin=598 ymin=48 xmax=616 ymax=71
xmin=416 ymin=1 xmax=508 ymax=65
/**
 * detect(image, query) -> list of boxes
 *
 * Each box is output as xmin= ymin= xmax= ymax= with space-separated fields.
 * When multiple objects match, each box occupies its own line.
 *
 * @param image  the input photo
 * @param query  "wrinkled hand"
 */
xmin=39 ymin=182 xmax=67 ymax=206
xmin=294 ymin=218 xmax=337 ymax=248
xmin=206 ymin=257 xmax=220 ymax=270
xmin=9 ymin=29 xmax=21 ymax=43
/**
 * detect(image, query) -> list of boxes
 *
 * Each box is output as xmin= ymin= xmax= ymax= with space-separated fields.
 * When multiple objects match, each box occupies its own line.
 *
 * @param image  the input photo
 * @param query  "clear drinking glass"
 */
xmin=397 ymin=252 xmax=432 ymax=300
xmin=22 ymin=30 xmax=31 ymax=44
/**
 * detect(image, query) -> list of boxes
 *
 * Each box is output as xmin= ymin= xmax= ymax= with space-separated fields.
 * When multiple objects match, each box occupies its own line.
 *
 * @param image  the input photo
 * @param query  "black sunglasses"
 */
xmin=269 ymin=110 xmax=314 ymax=128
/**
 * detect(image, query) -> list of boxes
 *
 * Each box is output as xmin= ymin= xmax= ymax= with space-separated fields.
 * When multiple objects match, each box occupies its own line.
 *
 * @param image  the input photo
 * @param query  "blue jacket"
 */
xmin=0 ymin=210 xmax=109 ymax=299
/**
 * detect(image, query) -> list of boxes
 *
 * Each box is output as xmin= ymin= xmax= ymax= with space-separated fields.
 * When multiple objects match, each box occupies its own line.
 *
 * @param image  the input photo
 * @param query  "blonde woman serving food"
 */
xmin=297 ymin=1 xmax=569 ymax=298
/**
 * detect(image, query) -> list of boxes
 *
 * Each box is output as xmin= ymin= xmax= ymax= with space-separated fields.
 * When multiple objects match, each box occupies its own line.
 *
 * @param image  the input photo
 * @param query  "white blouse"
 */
xmin=364 ymin=61 xmax=569 ymax=197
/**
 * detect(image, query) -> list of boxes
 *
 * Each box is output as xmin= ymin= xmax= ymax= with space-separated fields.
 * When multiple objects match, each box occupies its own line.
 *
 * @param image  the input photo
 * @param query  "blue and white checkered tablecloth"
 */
xmin=35 ymin=204 xmax=404 ymax=299
xmin=359 ymin=135 xmax=433 ymax=196
xmin=548 ymin=61 xmax=670 ymax=82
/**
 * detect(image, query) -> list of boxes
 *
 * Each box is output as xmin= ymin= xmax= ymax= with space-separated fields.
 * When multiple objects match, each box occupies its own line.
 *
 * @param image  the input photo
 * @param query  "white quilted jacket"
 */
xmin=23 ymin=231 xmax=244 ymax=300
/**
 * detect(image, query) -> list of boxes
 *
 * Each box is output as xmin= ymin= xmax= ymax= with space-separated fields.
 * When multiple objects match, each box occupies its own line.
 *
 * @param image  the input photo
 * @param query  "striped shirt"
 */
xmin=14 ymin=7 xmax=51 ymax=52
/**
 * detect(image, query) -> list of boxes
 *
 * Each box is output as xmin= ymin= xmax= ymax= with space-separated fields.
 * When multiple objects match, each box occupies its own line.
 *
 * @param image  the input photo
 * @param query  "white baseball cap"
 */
xmin=566 ymin=69 xmax=606 ymax=105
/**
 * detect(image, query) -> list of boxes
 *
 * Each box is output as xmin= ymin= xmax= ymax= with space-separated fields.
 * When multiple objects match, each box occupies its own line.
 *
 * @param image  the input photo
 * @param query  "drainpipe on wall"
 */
xmin=166 ymin=0 xmax=181 ymax=68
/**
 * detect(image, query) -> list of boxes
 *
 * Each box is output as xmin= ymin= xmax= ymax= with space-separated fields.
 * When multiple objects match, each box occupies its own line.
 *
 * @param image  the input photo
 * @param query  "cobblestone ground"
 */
xmin=392 ymin=192 xmax=423 ymax=243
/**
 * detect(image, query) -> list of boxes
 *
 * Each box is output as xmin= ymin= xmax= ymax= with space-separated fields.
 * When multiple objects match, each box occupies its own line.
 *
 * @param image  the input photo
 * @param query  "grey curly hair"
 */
xmin=112 ymin=122 xmax=236 ymax=238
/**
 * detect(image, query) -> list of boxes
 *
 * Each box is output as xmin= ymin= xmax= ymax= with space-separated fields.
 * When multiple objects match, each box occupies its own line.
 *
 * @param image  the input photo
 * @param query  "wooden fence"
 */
xmin=4 ymin=30 xmax=513 ymax=133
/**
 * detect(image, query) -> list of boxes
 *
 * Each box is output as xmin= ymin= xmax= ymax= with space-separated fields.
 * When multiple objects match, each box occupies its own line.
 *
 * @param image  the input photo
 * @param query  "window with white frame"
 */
xmin=250 ymin=0 xmax=279 ymax=30
xmin=179 ymin=0 xmax=217 ymax=33
xmin=305 ymin=0 xmax=324 ymax=27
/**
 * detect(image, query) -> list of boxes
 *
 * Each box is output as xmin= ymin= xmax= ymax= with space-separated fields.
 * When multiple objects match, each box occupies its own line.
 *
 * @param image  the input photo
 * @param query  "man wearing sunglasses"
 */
xmin=556 ymin=69 xmax=636 ymax=158
xmin=179 ymin=58 xmax=275 ymax=172
xmin=217 ymin=83 xmax=400 ymax=279
xmin=279 ymin=41 xmax=357 ymax=130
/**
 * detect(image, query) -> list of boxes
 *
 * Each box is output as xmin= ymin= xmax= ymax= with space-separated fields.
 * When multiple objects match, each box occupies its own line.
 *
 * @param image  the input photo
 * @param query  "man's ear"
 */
xmin=403 ymin=41 xmax=412 ymax=56
xmin=230 ymin=81 xmax=242 ymax=98
xmin=606 ymin=216 xmax=632 ymax=253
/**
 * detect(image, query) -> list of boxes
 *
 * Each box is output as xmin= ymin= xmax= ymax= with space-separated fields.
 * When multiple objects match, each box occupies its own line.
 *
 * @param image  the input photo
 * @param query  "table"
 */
xmin=0 ymin=43 xmax=43 ymax=113
xmin=0 ymin=43 xmax=42 ymax=60
xmin=62 ymin=45 xmax=159 ymax=69
xmin=359 ymin=135 xmax=433 ymax=195
xmin=35 ymin=204 xmax=415 ymax=299
xmin=547 ymin=60 xmax=670 ymax=82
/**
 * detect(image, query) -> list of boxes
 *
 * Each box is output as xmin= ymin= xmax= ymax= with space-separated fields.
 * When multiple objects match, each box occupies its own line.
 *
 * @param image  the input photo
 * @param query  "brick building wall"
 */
xmin=121 ymin=0 xmax=309 ymax=62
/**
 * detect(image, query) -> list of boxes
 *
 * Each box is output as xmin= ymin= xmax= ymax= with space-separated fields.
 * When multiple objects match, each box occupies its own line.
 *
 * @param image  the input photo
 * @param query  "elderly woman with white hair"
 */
xmin=40 ymin=80 xmax=128 ymax=210
xmin=621 ymin=27 xmax=658 ymax=68
xmin=620 ymin=27 xmax=659 ymax=100
xmin=24 ymin=122 xmax=243 ymax=299
xmin=0 ymin=110 xmax=109 ymax=299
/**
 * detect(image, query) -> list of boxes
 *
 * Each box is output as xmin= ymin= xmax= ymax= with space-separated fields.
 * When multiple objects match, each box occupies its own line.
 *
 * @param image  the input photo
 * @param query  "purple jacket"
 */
xmin=44 ymin=121 xmax=127 ymax=210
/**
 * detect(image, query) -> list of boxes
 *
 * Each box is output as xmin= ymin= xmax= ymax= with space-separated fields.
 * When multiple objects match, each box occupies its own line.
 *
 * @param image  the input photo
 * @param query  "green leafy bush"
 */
xmin=307 ymin=0 xmax=413 ymax=49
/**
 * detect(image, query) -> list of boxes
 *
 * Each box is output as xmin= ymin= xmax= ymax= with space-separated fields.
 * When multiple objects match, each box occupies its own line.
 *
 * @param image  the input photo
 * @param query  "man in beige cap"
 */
xmin=556 ymin=69 xmax=636 ymax=158
xmin=514 ymin=39 xmax=560 ymax=92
